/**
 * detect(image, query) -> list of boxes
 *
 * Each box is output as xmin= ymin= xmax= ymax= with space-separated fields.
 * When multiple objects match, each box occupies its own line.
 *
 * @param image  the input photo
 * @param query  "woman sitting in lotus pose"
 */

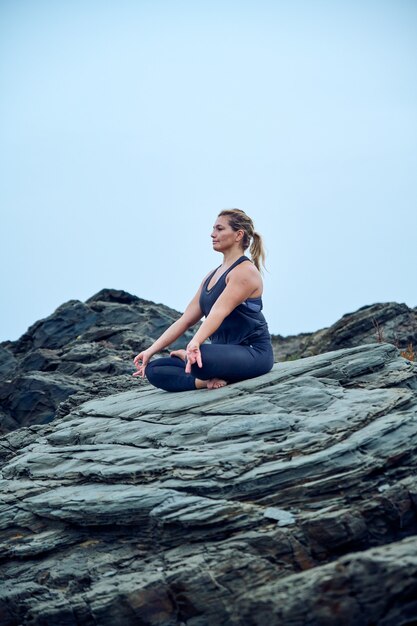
xmin=133 ymin=209 xmax=274 ymax=391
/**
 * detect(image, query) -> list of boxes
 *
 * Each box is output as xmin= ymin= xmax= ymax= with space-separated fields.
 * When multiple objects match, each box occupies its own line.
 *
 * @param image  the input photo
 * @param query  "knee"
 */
xmin=190 ymin=363 xmax=206 ymax=379
xmin=145 ymin=360 xmax=159 ymax=385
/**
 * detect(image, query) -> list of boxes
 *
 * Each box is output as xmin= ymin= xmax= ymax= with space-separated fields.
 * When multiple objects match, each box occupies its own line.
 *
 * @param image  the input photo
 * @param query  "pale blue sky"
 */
xmin=1 ymin=0 xmax=416 ymax=343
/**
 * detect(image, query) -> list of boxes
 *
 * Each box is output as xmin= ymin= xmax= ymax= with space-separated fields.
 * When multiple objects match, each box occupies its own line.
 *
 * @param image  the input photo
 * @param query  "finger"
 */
xmin=133 ymin=363 xmax=146 ymax=377
xmin=197 ymin=351 xmax=203 ymax=368
xmin=185 ymin=360 xmax=191 ymax=374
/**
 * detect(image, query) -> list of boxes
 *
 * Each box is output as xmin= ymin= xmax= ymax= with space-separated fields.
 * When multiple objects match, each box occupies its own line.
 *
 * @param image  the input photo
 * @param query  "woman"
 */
xmin=133 ymin=209 xmax=274 ymax=391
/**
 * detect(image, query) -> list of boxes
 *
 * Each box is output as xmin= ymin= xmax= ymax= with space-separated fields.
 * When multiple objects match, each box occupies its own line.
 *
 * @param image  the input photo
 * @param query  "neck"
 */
xmin=221 ymin=249 xmax=245 ymax=267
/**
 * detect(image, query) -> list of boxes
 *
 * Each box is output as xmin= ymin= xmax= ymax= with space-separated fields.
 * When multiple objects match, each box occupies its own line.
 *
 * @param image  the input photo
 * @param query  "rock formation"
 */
xmin=1 ymin=342 xmax=417 ymax=624
xmin=0 ymin=289 xmax=197 ymax=434
xmin=273 ymin=302 xmax=417 ymax=361
xmin=1 ymin=289 xmax=416 ymax=435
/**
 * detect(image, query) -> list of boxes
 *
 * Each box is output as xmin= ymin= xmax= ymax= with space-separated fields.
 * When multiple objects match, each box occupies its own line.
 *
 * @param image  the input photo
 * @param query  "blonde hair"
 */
xmin=218 ymin=208 xmax=267 ymax=272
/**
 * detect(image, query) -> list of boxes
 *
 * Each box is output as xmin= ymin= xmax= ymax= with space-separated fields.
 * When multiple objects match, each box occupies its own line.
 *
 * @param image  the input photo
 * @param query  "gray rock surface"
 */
xmin=272 ymin=301 xmax=417 ymax=361
xmin=1 ymin=289 xmax=416 ymax=434
xmin=0 ymin=289 xmax=197 ymax=434
xmin=1 ymin=342 xmax=417 ymax=624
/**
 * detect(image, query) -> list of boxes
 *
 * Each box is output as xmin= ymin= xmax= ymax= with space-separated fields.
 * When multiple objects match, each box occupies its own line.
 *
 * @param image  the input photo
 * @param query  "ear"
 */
xmin=235 ymin=229 xmax=244 ymax=242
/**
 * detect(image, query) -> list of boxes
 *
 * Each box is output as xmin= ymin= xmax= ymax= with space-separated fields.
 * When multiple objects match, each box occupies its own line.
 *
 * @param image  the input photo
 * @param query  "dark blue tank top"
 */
xmin=199 ymin=256 xmax=272 ymax=346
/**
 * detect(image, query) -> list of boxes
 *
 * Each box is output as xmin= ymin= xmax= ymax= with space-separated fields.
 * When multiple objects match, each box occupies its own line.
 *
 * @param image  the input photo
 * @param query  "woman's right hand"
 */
xmin=185 ymin=339 xmax=203 ymax=373
xmin=133 ymin=348 xmax=154 ymax=378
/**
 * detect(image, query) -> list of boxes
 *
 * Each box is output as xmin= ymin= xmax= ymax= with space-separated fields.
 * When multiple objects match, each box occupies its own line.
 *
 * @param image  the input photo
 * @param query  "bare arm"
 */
xmin=146 ymin=293 xmax=203 ymax=355
xmin=195 ymin=265 xmax=260 ymax=343
xmin=133 ymin=273 xmax=210 ymax=376
xmin=185 ymin=264 xmax=261 ymax=372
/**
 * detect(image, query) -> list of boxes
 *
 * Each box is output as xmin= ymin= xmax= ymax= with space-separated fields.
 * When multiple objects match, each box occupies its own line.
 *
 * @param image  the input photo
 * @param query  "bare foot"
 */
xmin=170 ymin=349 xmax=187 ymax=361
xmin=207 ymin=378 xmax=228 ymax=390
xmin=194 ymin=378 xmax=228 ymax=390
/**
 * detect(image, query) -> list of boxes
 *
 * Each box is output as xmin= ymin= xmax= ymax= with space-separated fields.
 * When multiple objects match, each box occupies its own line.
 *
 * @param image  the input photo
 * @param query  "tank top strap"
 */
xmin=204 ymin=255 xmax=250 ymax=292
xmin=220 ymin=255 xmax=251 ymax=287
xmin=226 ymin=255 xmax=250 ymax=274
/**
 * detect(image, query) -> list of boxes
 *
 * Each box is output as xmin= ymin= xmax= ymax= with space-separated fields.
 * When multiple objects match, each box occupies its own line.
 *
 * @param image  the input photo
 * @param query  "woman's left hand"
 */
xmin=185 ymin=340 xmax=203 ymax=373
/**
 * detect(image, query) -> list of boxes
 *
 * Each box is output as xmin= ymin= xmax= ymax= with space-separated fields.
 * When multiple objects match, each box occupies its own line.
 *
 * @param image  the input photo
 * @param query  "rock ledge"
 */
xmin=1 ymin=343 xmax=417 ymax=625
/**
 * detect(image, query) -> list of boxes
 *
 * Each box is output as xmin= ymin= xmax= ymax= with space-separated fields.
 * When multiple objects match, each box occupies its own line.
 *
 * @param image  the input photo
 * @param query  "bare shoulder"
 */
xmin=226 ymin=260 xmax=263 ymax=294
xmin=229 ymin=259 xmax=261 ymax=280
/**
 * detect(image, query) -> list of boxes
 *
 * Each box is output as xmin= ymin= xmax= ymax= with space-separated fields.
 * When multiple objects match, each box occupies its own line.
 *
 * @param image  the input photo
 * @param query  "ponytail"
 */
xmin=218 ymin=208 xmax=267 ymax=273
xmin=250 ymin=231 xmax=266 ymax=273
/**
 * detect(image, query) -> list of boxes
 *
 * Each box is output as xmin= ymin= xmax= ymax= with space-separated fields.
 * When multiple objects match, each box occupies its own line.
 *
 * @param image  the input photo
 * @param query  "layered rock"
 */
xmin=271 ymin=301 xmax=417 ymax=361
xmin=0 ymin=289 xmax=196 ymax=434
xmin=1 ymin=291 xmax=416 ymax=435
xmin=1 ymin=343 xmax=417 ymax=624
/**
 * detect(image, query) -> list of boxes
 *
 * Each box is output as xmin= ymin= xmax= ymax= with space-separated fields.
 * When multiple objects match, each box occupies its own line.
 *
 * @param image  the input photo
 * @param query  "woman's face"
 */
xmin=211 ymin=216 xmax=243 ymax=252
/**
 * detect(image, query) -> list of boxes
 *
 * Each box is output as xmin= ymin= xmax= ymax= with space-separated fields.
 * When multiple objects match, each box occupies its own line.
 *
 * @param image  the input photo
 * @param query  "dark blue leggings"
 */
xmin=145 ymin=342 xmax=274 ymax=392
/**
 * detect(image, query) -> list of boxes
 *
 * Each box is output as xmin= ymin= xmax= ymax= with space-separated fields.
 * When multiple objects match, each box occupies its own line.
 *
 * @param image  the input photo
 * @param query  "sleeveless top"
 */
xmin=199 ymin=256 xmax=272 ymax=346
